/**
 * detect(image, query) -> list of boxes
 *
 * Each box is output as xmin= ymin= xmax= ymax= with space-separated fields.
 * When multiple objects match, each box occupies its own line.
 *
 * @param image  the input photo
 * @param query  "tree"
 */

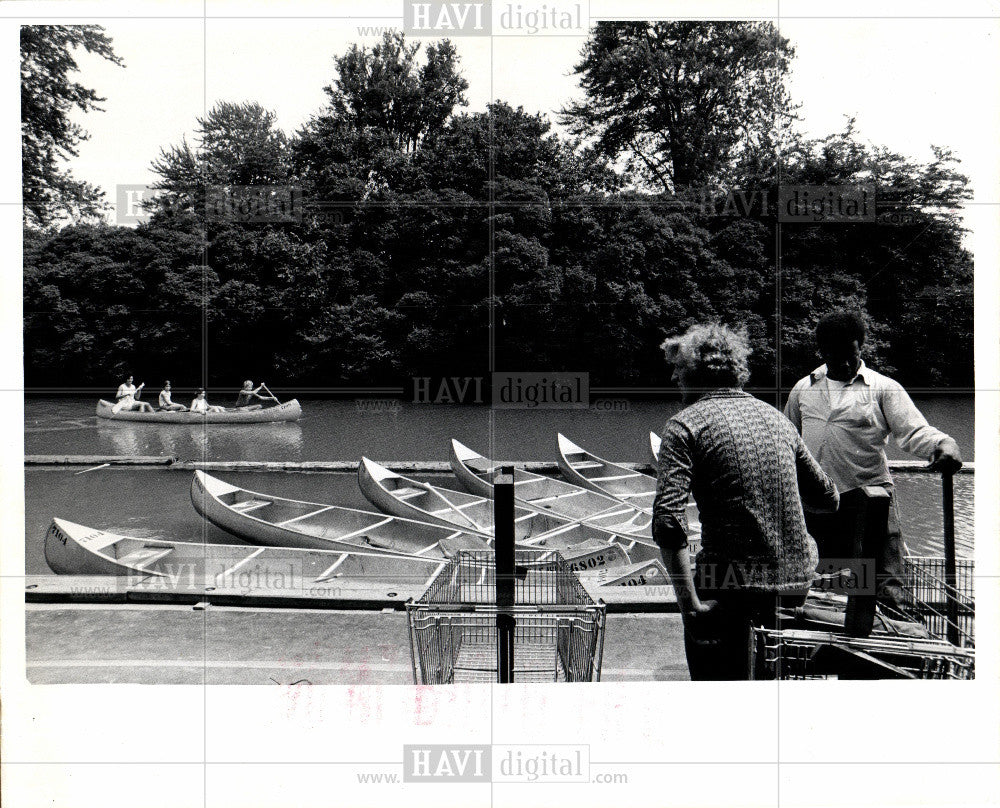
xmin=21 ymin=25 xmax=123 ymax=228
xmin=292 ymin=32 xmax=470 ymax=216
xmin=563 ymin=22 xmax=796 ymax=191
xmin=778 ymin=125 xmax=973 ymax=387
xmin=325 ymin=32 xmax=468 ymax=154
xmin=150 ymin=101 xmax=291 ymax=220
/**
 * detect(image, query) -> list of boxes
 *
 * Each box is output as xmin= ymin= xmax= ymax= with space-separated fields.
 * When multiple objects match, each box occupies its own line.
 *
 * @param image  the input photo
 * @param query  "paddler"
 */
xmin=157 ymin=381 xmax=188 ymax=411
xmin=113 ymin=375 xmax=154 ymax=414
xmin=190 ymin=389 xmax=226 ymax=413
xmin=235 ymin=380 xmax=279 ymax=408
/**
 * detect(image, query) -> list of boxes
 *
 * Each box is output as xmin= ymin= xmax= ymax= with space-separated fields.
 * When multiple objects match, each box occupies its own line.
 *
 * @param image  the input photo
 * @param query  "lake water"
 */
xmin=24 ymin=394 xmax=975 ymax=464
xmin=23 ymin=394 xmax=974 ymax=570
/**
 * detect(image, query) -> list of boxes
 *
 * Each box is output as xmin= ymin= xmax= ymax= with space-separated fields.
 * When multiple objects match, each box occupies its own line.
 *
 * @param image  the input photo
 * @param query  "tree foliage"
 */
xmin=563 ymin=21 xmax=796 ymax=191
xmin=21 ymin=25 xmax=123 ymax=227
xmin=23 ymin=28 xmax=972 ymax=393
xmin=150 ymin=101 xmax=292 ymax=218
xmin=325 ymin=32 xmax=468 ymax=154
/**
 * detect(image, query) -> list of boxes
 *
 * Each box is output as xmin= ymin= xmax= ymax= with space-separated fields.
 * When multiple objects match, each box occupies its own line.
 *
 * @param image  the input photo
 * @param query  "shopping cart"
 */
xmin=750 ymin=628 xmax=975 ymax=680
xmin=900 ymin=556 xmax=975 ymax=647
xmin=406 ymin=550 xmax=607 ymax=684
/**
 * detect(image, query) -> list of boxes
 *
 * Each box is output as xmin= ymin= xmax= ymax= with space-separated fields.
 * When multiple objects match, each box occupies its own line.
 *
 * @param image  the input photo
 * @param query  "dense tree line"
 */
xmin=23 ymin=25 xmax=973 ymax=391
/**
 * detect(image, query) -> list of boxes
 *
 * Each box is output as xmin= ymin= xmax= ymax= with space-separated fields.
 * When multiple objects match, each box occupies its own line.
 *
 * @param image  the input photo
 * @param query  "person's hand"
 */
xmin=683 ymin=598 xmax=719 ymax=625
xmin=929 ymin=438 xmax=962 ymax=474
xmin=683 ymin=599 xmax=721 ymax=641
xmin=690 ymin=599 xmax=718 ymax=615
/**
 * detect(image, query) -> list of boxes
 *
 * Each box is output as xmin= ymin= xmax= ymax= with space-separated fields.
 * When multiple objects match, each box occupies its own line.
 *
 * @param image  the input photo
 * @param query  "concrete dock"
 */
xmin=25 ymin=603 xmax=689 ymax=684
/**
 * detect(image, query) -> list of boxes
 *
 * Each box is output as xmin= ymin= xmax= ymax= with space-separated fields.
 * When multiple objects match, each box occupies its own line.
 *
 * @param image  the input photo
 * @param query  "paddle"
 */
xmin=260 ymin=383 xmax=281 ymax=404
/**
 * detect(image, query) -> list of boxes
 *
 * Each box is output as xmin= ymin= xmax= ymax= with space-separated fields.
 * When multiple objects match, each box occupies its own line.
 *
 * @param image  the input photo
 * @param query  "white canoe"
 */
xmin=43 ymin=517 xmax=447 ymax=586
xmin=559 ymin=433 xmax=702 ymax=552
xmin=449 ymin=440 xmax=653 ymax=539
xmin=96 ymin=398 xmax=302 ymax=423
xmin=191 ymin=470 xmax=486 ymax=558
xmin=557 ymin=433 xmax=657 ymax=510
xmin=358 ymin=457 xmax=652 ymax=565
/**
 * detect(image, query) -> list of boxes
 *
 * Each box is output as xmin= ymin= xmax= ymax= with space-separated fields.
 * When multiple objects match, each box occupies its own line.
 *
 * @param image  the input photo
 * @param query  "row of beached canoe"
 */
xmin=45 ymin=433 xmax=691 ymax=594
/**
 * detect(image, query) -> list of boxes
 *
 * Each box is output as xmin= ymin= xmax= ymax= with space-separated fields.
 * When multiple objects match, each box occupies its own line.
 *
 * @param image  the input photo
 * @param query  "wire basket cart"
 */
xmin=750 ymin=628 xmax=975 ymax=680
xmin=900 ymin=556 xmax=975 ymax=647
xmin=406 ymin=550 xmax=607 ymax=684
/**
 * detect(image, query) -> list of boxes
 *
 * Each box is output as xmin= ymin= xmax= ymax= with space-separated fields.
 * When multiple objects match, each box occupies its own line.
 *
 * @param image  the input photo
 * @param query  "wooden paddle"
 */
xmin=260 ymin=383 xmax=281 ymax=404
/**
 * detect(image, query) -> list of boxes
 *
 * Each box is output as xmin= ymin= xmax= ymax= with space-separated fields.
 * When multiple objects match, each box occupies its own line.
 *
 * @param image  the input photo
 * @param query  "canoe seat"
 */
xmin=570 ymin=461 xmax=603 ymax=469
xmin=230 ymin=499 xmax=272 ymax=513
xmin=394 ymin=487 xmax=425 ymax=501
xmin=118 ymin=547 xmax=174 ymax=568
xmin=589 ymin=473 xmax=640 ymax=482
xmin=276 ymin=506 xmax=334 ymax=527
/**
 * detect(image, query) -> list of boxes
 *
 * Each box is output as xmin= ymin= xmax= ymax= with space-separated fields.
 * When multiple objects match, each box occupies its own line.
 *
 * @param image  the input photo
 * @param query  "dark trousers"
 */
xmin=804 ymin=487 xmax=906 ymax=601
xmin=683 ymin=587 xmax=808 ymax=681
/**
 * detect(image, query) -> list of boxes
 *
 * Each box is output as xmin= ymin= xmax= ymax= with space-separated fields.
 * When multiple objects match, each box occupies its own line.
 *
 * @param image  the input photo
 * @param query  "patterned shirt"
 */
xmin=653 ymin=390 xmax=839 ymax=591
xmin=784 ymin=362 xmax=951 ymax=493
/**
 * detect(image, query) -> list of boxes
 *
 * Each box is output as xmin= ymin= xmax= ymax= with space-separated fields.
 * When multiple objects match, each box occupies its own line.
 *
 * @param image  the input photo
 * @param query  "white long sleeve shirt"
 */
xmin=784 ymin=362 xmax=950 ymax=493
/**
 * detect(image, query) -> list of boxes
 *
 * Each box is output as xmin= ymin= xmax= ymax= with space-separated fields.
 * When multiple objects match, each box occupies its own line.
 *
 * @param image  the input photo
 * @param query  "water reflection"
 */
xmin=97 ymin=422 xmax=304 ymax=460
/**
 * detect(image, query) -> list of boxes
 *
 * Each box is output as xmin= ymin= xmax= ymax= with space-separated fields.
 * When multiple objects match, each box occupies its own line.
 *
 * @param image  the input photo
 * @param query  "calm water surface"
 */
xmin=24 ymin=394 xmax=974 ymax=571
xmin=25 ymin=394 xmax=975 ymax=463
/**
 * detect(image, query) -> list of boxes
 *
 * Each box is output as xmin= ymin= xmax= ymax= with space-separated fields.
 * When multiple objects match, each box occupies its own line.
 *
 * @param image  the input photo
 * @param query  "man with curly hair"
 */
xmin=653 ymin=323 xmax=839 ymax=680
xmin=784 ymin=310 xmax=963 ymax=618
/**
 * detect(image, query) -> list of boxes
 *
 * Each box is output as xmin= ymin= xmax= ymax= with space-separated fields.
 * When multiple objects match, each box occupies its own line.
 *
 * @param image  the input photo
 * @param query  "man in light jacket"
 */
xmin=784 ymin=310 xmax=963 ymax=617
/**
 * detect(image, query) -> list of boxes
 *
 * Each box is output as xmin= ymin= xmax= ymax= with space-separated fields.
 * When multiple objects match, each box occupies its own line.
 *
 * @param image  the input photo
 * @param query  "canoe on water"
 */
xmin=96 ymin=399 xmax=302 ymax=423
xmin=558 ymin=433 xmax=701 ymax=552
xmin=193 ymin=470 xmax=628 ymax=573
xmin=44 ymin=517 xmax=447 ymax=588
xmin=558 ymin=433 xmax=657 ymax=510
xmin=191 ymin=470 xmax=487 ymax=558
xmin=358 ymin=457 xmax=653 ymax=565
xmin=449 ymin=440 xmax=653 ymax=539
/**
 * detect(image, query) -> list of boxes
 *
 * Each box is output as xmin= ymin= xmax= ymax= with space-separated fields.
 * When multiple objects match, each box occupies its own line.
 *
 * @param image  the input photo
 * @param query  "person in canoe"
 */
xmin=157 ymin=381 xmax=188 ymax=412
xmin=190 ymin=389 xmax=227 ymax=413
xmin=112 ymin=375 xmax=154 ymax=414
xmin=235 ymin=380 xmax=279 ymax=409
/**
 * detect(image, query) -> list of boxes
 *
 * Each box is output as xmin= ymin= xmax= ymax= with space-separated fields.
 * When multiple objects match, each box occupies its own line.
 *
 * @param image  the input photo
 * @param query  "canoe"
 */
xmin=44 ymin=517 xmax=447 ymax=587
xmin=358 ymin=457 xmax=653 ymax=564
xmin=191 ymin=470 xmax=486 ymax=558
xmin=96 ymin=399 xmax=302 ymax=423
xmin=193 ymin=471 xmax=628 ymax=573
xmin=558 ymin=433 xmax=656 ymax=510
xmin=449 ymin=440 xmax=653 ymax=539
xmin=558 ymin=433 xmax=701 ymax=552
xmin=650 ymin=431 xmax=661 ymax=463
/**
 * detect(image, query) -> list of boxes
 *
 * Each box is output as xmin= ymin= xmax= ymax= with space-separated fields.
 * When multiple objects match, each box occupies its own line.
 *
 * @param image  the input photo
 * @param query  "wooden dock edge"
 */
xmin=26 ymin=455 xmax=177 ymax=466
xmin=24 ymin=456 xmax=975 ymax=474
